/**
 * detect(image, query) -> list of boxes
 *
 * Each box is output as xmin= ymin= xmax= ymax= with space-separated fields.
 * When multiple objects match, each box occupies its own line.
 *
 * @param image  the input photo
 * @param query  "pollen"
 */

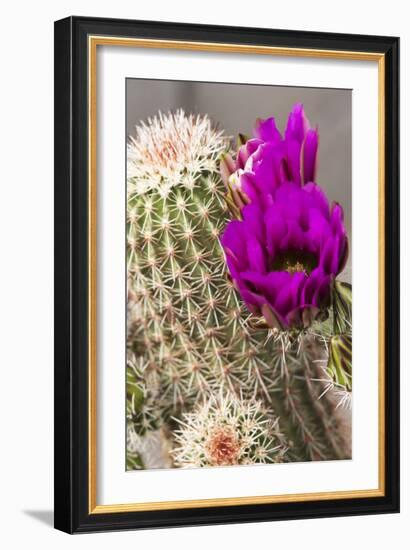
xmin=285 ymin=260 xmax=307 ymax=274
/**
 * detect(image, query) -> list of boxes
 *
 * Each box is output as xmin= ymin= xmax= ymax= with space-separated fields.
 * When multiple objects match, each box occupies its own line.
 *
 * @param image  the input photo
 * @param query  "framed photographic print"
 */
xmin=54 ymin=16 xmax=400 ymax=533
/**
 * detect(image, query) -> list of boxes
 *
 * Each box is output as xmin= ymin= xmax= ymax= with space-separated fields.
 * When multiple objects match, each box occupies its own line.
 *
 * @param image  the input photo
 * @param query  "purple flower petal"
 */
xmin=303 ymin=129 xmax=318 ymax=183
xmin=239 ymin=288 xmax=265 ymax=315
xmin=241 ymin=271 xmax=289 ymax=309
xmin=338 ymin=237 xmax=349 ymax=273
xmin=219 ymin=105 xmax=348 ymax=329
xmin=239 ymin=173 xmax=263 ymax=210
xmin=254 ymin=117 xmax=282 ymax=143
xmin=285 ymin=103 xmax=308 ymax=144
xmin=242 ymin=204 xmax=265 ymax=246
xmin=286 ymin=139 xmax=302 ymax=186
xmin=246 ymin=235 xmax=267 ymax=273
xmin=319 ymin=236 xmax=341 ymax=276
xmin=280 ymin=220 xmax=305 ymax=252
xmin=250 ymin=143 xmax=282 ymax=196
xmin=264 ymin=206 xmax=287 ymax=257
xmin=274 ymin=285 xmax=296 ymax=317
xmin=307 ymin=208 xmax=332 ymax=250
xmin=330 ymin=202 xmax=346 ymax=236
xmin=312 ymin=273 xmax=331 ymax=309
xmin=221 ymin=220 xmax=249 ymax=270
xmin=237 ymin=138 xmax=263 ymax=169
xmin=303 ymin=182 xmax=330 ymax=219
xmin=301 ymin=267 xmax=325 ymax=305
xmin=261 ymin=303 xmax=285 ymax=329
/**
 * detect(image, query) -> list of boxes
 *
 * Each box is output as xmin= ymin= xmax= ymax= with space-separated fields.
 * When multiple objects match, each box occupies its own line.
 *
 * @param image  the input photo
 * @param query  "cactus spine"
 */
xmin=172 ymin=392 xmax=287 ymax=467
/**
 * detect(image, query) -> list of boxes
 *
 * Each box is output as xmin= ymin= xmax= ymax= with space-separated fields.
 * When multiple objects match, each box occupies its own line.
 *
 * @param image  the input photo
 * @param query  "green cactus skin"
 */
xmin=126 ymin=111 xmax=351 ymax=469
xmin=267 ymin=331 xmax=351 ymax=462
xmin=127 ymin=174 xmax=274 ymax=414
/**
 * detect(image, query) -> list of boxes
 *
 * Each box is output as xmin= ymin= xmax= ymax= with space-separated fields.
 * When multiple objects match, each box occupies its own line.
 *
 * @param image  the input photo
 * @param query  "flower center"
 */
xmin=271 ymin=250 xmax=317 ymax=275
xmin=206 ymin=425 xmax=241 ymax=466
xmin=284 ymin=259 xmax=307 ymax=274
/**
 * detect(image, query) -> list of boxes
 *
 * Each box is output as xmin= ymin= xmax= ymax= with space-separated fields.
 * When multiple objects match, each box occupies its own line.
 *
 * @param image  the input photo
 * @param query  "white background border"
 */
xmin=97 ymin=45 xmax=379 ymax=505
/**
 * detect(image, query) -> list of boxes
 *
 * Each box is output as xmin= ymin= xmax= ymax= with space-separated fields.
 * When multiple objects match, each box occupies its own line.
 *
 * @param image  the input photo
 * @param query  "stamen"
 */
xmin=285 ymin=260 xmax=307 ymax=274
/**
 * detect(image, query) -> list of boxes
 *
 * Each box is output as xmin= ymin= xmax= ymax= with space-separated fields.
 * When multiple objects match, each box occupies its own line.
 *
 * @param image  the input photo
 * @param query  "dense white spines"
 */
xmin=171 ymin=393 xmax=287 ymax=468
xmin=127 ymin=110 xmax=227 ymax=196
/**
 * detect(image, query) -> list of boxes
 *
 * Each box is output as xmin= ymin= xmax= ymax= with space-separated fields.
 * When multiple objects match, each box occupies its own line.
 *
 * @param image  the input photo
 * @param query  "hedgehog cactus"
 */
xmin=127 ymin=111 xmax=273 ymax=433
xmin=126 ymin=107 xmax=351 ymax=469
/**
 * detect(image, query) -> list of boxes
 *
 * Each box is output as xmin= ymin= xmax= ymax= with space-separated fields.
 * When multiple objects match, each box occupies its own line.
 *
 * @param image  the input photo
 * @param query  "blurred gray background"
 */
xmin=126 ymin=79 xmax=352 ymax=282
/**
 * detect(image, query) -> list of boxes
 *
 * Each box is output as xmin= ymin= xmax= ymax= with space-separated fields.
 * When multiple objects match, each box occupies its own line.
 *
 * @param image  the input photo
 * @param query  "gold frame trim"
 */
xmin=88 ymin=35 xmax=386 ymax=514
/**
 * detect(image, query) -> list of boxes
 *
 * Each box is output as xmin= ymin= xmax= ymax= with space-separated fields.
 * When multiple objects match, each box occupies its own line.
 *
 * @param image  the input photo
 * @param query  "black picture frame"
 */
xmin=54 ymin=15 xmax=400 ymax=533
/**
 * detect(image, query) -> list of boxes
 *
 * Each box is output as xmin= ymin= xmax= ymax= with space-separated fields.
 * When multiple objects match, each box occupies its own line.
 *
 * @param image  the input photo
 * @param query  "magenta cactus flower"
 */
xmin=220 ymin=103 xmax=319 ymax=215
xmin=220 ymin=105 xmax=348 ymax=330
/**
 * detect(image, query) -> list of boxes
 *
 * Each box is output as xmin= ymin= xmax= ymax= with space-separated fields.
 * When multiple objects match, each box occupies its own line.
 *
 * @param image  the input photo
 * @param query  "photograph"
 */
xmin=126 ymin=80 xmax=353 ymax=471
xmin=52 ymin=15 xmax=399 ymax=533
xmin=0 ymin=0 xmax=404 ymax=544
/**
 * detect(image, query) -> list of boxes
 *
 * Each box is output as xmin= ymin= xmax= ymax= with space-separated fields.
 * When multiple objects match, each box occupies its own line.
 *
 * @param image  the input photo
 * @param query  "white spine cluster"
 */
xmin=127 ymin=110 xmax=228 ymax=196
xmin=171 ymin=393 xmax=287 ymax=468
